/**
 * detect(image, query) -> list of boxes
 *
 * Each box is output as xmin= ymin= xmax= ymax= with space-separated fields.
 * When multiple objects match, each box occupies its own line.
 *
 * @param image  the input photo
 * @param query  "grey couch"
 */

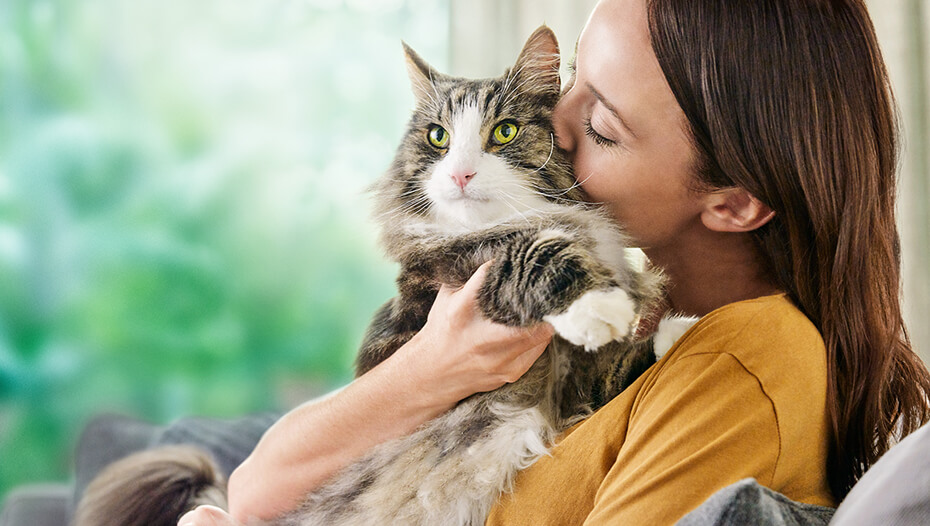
xmin=3 ymin=416 xmax=929 ymax=526
xmin=0 ymin=413 xmax=278 ymax=526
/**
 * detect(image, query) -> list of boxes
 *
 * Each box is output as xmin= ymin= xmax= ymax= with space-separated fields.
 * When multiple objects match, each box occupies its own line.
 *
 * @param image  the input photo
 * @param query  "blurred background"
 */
xmin=0 ymin=0 xmax=926 ymax=502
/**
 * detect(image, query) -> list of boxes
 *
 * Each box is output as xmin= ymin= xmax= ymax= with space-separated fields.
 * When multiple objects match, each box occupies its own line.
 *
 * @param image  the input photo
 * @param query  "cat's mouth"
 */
xmin=446 ymin=192 xmax=491 ymax=203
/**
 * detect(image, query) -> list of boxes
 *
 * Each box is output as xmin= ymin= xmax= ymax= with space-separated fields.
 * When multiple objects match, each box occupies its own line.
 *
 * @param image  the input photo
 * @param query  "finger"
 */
xmin=528 ymin=321 xmax=555 ymax=344
xmin=178 ymin=505 xmax=238 ymax=526
xmin=461 ymin=260 xmax=493 ymax=295
xmin=435 ymin=260 xmax=492 ymax=314
xmin=177 ymin=508 xmax=202 ymax=526
xmin=505 ymin=339 xmax=551 ymax=383
xmin=499 ymin=320 xmax=554 ymax=346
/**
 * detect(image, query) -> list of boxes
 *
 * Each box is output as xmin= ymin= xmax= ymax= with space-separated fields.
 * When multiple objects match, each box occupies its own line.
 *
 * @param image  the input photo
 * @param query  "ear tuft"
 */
xmin=402 ymin=41 xmax=443 ymax=105
xmin=511 ymin=25 xmax=561 ymax=91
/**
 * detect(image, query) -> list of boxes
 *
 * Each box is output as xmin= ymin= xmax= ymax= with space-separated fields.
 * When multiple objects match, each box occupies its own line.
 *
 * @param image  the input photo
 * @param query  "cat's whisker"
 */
xmin=526 ymin=170 xmax=596 ymax=197
xmin=394 ymin=187 xmax=430 ymax=199
xmin=375 ymin=194 xmax=434 ymax=222
xmin=427 ymin=70 xmax=444 ymax=115
xmin=501 ymin=74 xmax=538 ymax=107
xmin=501 ymin=62 xmax=528 ymax=97
xmin=499 ymin=179 xmax=593 ymax=207
xmin=523 ymin=133 xmax=555 ymax=176
xmin=573 ymin=170 xmax=596 ymax=188
xmin=412 ymin=84 xmax=442 ymax=114
xmin=525 ymin=186 xmax=588 ymax=203
xmin=524 ymin=179 xmax=586 ymax=198
xmin=493 ymin=190 xmax=533 ymax=225
xmin=493 ymin=186 xmax=559 ymax=218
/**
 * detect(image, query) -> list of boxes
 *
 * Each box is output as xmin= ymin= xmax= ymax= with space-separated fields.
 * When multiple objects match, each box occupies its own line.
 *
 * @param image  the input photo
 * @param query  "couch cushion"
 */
xmin=0 ymin=484 xmax=70 ymax=526
xmin=70 ymin=412 xmax=279 ymax=517
xmin=830 ymin=422 xmax=930 ymax=525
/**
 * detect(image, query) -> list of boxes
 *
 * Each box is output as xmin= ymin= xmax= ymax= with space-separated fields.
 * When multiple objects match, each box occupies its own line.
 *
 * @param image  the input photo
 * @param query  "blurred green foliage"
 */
xmin=0 ymin=0 xmax=449 ymax=497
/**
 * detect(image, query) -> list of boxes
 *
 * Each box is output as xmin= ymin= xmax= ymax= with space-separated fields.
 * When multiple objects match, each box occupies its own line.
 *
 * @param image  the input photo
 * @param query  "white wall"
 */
xmin=870 ymin=0 xmax=930 ymax=364
xmin=448 ymin=0 xmax=597 ymax=79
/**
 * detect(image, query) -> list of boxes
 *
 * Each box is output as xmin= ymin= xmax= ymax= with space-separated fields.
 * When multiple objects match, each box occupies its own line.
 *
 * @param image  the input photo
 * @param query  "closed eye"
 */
xmin=584 ymin=118 xmax=617 ymax=147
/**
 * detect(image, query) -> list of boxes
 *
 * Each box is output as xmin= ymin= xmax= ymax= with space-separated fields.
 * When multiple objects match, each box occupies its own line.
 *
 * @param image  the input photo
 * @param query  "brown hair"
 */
xmin=645 ymin=0 xmax=930 ymax=499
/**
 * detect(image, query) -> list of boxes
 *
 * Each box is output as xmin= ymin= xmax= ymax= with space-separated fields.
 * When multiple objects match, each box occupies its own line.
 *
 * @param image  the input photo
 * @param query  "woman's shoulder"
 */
xmin=652 ymin=293 xmax=828 ymax=425
xmin=649 ymin=293 xmax=828 ymax=414
xmin=669 ymin=293 xmax=825 ymax=366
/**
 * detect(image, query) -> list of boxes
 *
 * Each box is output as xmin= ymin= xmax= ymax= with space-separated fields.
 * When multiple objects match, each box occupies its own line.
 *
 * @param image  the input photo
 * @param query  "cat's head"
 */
xmin=373 ymin=26 xmax=585 ymax=235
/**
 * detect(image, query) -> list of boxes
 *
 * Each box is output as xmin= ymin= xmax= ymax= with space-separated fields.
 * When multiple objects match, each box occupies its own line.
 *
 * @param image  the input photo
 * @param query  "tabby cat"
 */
xmin=74 ymin=26 xmax=670 ymax=526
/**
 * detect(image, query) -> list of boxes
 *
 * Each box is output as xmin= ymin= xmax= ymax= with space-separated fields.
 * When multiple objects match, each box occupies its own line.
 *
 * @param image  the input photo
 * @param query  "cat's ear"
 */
xmin=512 ymin=25 xmax=561 ymax=93
xmin=402 ymin=42 xmax=443 ymax=104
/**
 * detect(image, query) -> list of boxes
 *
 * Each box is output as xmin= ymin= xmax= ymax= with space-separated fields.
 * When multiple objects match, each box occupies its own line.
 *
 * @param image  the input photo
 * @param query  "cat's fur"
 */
xmin=74 ymin=26 xmax=665 ymax=526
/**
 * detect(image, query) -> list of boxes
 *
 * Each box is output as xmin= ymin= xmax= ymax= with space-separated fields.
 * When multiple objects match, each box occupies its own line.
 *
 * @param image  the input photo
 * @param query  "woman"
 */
xmin=181 ymin=0 xmax=930 ymax=524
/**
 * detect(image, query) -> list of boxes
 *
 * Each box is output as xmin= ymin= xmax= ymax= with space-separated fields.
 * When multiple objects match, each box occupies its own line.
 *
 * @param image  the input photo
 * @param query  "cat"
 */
xmin=74 ymin=25 xmax=672 ymax=526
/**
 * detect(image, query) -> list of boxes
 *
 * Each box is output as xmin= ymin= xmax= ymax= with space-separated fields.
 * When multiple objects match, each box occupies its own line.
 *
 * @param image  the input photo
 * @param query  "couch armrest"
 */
xmin=0 ymin=484 xmax=70 ymax=526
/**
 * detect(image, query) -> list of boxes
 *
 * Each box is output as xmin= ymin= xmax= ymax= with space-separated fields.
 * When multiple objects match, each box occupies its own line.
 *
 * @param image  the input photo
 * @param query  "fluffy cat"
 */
xmin=74 ymin=26 xmax=668 ymax=526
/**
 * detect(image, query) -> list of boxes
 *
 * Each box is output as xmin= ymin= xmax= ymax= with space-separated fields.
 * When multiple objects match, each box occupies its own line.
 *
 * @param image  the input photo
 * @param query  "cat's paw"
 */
xmin=543 ymin=288 xmax=636 ymax=351
xmin=653 ymin=314 xmax=700 ymax=359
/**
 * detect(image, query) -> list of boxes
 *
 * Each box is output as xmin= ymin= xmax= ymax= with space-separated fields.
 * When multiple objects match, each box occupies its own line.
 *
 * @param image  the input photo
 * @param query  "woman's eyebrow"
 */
xmin=585 ymin=82 xmax=638 ymax=139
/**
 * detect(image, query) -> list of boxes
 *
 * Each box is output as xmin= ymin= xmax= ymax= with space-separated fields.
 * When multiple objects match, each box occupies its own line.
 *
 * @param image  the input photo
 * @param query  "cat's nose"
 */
xmin=451 ymin=170 xmax=476 ymax=190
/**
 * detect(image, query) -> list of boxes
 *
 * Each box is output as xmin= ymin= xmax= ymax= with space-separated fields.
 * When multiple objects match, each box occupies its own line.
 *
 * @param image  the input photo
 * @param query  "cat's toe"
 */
xmin=543 ymin=288 xmax=637 ymax=351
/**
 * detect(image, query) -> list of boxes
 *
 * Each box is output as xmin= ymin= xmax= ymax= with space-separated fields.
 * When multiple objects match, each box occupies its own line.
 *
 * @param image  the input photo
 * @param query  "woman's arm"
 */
xmin=223 ymin=262 xmax=553 ymax=522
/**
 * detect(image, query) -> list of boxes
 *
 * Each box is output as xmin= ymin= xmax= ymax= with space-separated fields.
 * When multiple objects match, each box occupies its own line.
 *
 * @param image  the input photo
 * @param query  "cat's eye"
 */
xmin=427 ymin=125 xmax=449 ymax=148
xmin=491 ymin=121 xmax=519 ymax=146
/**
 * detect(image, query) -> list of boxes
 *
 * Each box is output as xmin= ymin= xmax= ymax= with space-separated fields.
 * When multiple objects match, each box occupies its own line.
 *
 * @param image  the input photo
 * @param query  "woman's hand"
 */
xmin=178 ymin=506 xmax=243 ymax=526
xmin=225 ymin=261 xmax=552 ymax=522
xmin=401 ymin=260 xmax=554 ymax=404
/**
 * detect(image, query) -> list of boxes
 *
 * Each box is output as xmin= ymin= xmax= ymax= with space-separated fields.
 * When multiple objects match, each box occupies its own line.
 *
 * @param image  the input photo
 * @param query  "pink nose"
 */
xmin=451 ymin=171 xmax=476 ymax=190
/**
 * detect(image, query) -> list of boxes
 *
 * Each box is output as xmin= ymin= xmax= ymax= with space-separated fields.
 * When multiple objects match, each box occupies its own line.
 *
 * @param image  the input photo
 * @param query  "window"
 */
xmin=0 ymin=0 xmax=451 ymax=495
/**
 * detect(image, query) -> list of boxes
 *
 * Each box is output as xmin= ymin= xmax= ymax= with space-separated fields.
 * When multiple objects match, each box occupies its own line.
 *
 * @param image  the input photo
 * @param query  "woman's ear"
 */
xmin=700 ymin=187 xmax=775 ymax=233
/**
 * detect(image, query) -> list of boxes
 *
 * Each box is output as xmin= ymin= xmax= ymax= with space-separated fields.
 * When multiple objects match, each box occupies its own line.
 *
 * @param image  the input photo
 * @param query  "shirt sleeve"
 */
xmin=584 ymin=352 xmax=781 ymax=525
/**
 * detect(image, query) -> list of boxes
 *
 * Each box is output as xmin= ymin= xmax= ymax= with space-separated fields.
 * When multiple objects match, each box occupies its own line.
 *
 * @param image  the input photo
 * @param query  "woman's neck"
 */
xmin=644 ymin=229 xmax=782 ymax=318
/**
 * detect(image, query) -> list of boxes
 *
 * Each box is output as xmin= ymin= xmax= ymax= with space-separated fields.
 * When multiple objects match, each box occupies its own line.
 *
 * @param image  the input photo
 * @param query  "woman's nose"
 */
xmin=552 ymin=94 xmax=576 ymax=155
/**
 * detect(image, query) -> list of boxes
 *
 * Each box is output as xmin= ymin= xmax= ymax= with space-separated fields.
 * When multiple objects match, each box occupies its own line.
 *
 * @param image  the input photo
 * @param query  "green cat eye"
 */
xmin=492 ymin=121 xmax=519 ymax=145
xmin=428 ymin=125 xmax=449 ymax=148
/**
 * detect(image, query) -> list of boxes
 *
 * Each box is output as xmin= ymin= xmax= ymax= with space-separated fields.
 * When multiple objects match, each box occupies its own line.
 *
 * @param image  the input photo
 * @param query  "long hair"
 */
xmin=646 ymin=0 xmax=930 ymax=499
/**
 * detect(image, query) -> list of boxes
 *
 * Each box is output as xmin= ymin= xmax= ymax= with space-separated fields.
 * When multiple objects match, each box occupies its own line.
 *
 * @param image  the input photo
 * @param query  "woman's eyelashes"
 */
xmin=584 ymin=118 xmax=618 ymax=147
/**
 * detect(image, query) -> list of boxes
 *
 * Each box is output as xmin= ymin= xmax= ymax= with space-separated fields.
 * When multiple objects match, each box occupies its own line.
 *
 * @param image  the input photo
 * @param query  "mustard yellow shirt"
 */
xmin=486 ymin=294 xmax=834 ymax=525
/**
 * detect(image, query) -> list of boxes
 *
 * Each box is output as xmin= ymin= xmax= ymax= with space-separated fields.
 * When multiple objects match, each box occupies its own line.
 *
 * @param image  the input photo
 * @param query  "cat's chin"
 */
xmin=428 ymin=198 xmax=528 ymax=232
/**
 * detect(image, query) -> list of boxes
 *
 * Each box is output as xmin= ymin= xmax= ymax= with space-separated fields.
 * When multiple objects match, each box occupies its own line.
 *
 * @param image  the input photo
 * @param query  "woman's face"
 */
xmin=553 ymin=0 xmax=703 ymax=251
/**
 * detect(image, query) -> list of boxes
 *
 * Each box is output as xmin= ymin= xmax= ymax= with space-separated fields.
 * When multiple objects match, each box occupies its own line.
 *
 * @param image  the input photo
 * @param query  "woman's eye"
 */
xmin=491 ymin=121 xmax=519 ymax=146
xmin=428 ymin=125 xmax=450 ymax=148
xmin=584 ymin=118 xmax=617 ymax=147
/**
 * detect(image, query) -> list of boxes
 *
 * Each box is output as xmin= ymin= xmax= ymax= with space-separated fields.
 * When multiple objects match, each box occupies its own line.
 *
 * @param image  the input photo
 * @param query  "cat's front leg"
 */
xmin=477 ymin=228 xmax=638 ymax=350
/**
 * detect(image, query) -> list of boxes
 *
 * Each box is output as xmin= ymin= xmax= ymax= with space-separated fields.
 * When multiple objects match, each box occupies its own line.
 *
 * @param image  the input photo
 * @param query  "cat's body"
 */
xmin=74 ymin=26 xmax=667 ymax=526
